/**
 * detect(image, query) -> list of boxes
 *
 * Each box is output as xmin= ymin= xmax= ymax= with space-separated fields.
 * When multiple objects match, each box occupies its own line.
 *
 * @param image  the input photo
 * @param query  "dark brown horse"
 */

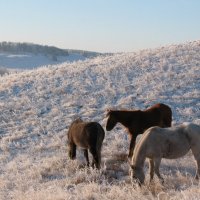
xmin=106 ymin=103 xmax=172 ymax=160
xmin=68 ymin=118 xmax=105 ymax=169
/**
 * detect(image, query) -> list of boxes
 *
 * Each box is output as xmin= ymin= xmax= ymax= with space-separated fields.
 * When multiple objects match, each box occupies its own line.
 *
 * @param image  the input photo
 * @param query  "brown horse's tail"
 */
xmin=160 ymin=104 xmax=172 ymax=127
xmin=96 ymin=124 xmax=105 ymax=167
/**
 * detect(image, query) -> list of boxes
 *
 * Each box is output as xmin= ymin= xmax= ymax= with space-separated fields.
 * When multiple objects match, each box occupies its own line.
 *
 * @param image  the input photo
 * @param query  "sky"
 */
xmin=0 ymin=0 xmax=200 ymax=53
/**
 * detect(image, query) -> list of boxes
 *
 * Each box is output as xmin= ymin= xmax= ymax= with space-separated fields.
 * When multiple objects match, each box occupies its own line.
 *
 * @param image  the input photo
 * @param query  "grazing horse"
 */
xmin=67 ymin=118 xmax=105 ymax=169
xmin=106 ymin=103 xmax=172 ymax=159
xmin=130 ymin=123 xmax=200 ymax=185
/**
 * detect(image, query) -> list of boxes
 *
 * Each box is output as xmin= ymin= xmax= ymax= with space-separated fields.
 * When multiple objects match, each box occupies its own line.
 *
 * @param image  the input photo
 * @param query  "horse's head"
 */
xmin=130 ymin=165 xmax=145 ymax=185
xmin=106 ymin=110 xmax=118 ymax=131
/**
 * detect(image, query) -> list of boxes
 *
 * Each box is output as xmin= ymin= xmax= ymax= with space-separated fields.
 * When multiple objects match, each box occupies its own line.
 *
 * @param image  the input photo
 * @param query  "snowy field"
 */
xmin=0 ymin=40 xmax=200 ymax=199
xmin=0 ymin=52 xmax=87 ymax=70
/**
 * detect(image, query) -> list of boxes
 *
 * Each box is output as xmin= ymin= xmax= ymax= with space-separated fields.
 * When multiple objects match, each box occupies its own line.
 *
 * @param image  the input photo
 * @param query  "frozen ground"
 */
xmin=0 ymin=52 xmax=87 ymax=70
xmin=0 ymin=40 xmax=200 ymax=199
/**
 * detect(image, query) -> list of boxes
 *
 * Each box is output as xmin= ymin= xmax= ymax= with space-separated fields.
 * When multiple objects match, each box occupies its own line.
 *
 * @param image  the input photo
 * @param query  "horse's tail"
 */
xmin=96 ymin=123 xmax=105 ymax=167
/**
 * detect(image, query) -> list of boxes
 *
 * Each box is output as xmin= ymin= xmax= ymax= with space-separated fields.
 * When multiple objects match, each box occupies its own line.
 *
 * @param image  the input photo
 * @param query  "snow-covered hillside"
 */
xmin=0 ymin=40 xmax=200 ymax=199
xmin=0 ymin=42 xmax=102 ymax=70
xmin=0 ymin=52 xmax=87 ymax=70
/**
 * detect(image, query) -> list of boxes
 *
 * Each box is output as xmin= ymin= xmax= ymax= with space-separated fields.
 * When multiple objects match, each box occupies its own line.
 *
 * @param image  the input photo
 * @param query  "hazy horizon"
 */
xmin=0 ymin=0 xmax=200 ymax=53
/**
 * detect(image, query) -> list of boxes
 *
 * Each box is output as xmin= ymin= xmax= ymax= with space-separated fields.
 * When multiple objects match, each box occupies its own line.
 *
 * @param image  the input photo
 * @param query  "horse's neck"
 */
xmin=132 ymin=139 xmax=146 ymax=168
xmin=115 ymin=111 xmax=139 ymax=127
xmin=133 ymin=154 xmax=146 ymax=169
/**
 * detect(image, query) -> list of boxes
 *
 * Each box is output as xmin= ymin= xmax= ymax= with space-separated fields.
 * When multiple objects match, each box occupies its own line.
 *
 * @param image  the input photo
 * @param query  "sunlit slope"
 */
xmin=0 ymin=40 xmax=199 ymax=199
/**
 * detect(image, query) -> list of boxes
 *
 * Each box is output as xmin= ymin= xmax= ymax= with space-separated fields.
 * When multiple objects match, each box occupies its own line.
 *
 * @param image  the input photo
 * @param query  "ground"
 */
xmin=0 ymin=40 xmax=200 ymax=199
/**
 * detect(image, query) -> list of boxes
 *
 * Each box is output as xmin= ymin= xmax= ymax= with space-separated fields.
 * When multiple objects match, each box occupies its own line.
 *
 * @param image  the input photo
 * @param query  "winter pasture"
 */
xmin=0 ymin=40 xmax=200 ymax=199
xmin=0 ymin=42 xmax=101 ymax=71
xmin=0 ymin=52 xmax=86 ymax=70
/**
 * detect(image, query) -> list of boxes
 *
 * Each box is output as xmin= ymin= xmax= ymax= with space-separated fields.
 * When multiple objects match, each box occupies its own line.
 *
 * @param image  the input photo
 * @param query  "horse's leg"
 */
xmin=154 ymin=158 xmax=164 ymax=184
xmin=193 ymin=159 xmax=200 ymax=179
xmin=191 ymin=147 xmax=200 ymax=179
xmin=83 ymin=149 xmax=90 ymax=167
xmin=96 ymin=143 xmax=102 ymax=169
xmin=89 ymin=147 xmax=99 ymax=169
xmin=195 ymin=159 xmax=200 ymax=180
xmin=128 ymin=135 xmax=137 ymax=161
xmin=149 ymin=159 xmax=155 ymax=182
xmin=97 ymin=149 xmax=102 ymax=169
xmin=69 ymin=142 xmax=76 ymax=160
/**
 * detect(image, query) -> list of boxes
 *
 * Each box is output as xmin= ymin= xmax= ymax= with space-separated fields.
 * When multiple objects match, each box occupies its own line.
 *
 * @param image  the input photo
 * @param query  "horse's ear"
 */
xmin=106 ymin=109 xmax=112 ymax=117
xmin=106 ymin=109 xmax=111 ymax=112
xmin=73 ymin=115 xmax=83 ymax=123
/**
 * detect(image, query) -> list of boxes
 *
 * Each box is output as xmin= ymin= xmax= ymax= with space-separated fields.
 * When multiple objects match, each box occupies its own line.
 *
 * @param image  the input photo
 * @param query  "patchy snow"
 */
xmin=0 ymin=40 xmax=200 ymax=199
xmin=0 ymin=52 xmax=87 ymax=69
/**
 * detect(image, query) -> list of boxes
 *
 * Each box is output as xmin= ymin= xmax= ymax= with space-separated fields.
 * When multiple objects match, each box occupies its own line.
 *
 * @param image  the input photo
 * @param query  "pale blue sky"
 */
xmin=0 ymin=0 xmax=200 ymax=52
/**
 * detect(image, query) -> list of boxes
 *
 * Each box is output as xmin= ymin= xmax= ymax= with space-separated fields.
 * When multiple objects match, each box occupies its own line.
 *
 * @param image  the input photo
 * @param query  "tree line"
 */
xmin=0 ymin=42 xmax=102 ymax=58
xmin=0 ymin=42 xmax=69 ymax=57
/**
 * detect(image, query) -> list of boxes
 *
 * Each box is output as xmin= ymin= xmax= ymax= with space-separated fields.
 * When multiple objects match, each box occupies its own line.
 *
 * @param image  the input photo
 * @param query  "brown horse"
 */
xmin=106 ymin=103 xmax=172 ymax=160
xmin=67 ymin=118 xmax=105 ymax=169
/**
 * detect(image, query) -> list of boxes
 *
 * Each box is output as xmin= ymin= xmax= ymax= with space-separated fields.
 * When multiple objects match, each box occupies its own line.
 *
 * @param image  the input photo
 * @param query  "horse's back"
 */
xmin=186 ymin=123 xmax=200 ymax=134
xmin=146 ymin=126 xmax=188 ymax=140
xmin=142 ymin=126 xmax=191 ymax=159
xmin=185 ymin=123 xmax=200 ymax=144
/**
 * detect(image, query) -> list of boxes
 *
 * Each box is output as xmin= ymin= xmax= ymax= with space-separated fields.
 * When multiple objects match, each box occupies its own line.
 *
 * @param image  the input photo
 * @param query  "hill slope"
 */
xmin=0 ymin=40 xmax=200 ymax=199
xmin=0 ymin=42 xmax=102 ymax=70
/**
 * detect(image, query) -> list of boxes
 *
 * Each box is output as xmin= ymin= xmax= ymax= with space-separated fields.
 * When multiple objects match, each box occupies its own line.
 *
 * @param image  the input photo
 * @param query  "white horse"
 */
xmin=130 ymin=123 xmax=200 ymax=185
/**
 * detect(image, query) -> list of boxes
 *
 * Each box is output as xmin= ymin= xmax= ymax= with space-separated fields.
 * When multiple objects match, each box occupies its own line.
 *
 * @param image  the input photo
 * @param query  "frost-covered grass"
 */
xmin=0 ymin=40 xmax=200 ymax=199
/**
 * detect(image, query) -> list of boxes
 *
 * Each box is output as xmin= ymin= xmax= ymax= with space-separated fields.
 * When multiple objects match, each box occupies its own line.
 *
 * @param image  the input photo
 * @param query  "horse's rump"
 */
xmin=67 ymin=118 xmax=105 ymax=169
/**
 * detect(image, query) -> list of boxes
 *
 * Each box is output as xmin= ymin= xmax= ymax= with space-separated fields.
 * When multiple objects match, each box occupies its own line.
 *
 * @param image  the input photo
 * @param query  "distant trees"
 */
xmin=67 ymin=49 xmax=101 ymax=58
xmin=0 ymin=67 xmax=9 ymax=76
xmin=0 ymin=41 xmax=103 ymax=60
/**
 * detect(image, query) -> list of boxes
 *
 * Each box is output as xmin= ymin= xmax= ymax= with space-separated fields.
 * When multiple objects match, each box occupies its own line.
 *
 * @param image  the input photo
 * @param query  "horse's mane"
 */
xmin=106 ymin=109 xmax=140 ymax=117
